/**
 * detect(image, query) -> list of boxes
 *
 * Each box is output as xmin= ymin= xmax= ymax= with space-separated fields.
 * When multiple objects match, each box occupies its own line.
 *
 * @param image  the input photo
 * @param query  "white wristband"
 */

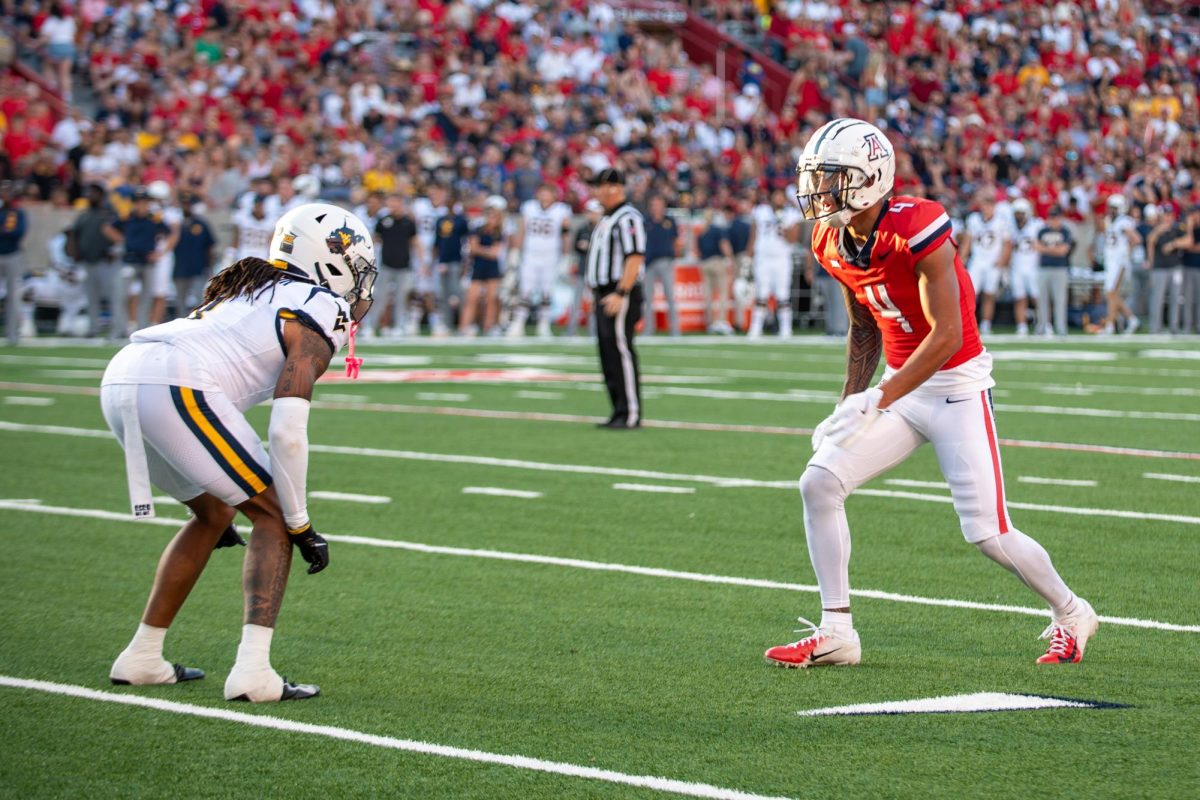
xmin=268 ymin=396 xmax=311 ymax=530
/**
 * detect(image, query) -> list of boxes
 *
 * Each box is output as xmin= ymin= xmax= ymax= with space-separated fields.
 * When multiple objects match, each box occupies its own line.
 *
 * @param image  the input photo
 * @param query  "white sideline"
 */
xmin=0 ymin=500 xmax=1196 ymax=634
xmin=0 ymin=676 xmax=789 ymax=800
xmin=1 ymin=420 xmax=1198 ymax=525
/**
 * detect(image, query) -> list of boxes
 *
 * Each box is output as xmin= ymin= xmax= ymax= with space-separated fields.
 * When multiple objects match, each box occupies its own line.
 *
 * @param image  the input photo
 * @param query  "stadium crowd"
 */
xmin=1 ymin=0 xmax=1199 ymax=340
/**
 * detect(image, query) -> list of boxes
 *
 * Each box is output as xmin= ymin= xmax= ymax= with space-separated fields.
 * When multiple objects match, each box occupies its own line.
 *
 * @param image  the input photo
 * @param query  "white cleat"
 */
xmin=764 ymin=618 xmax=862 ymax=668
xmin=224 ymin=665 xmax=320 ymax=702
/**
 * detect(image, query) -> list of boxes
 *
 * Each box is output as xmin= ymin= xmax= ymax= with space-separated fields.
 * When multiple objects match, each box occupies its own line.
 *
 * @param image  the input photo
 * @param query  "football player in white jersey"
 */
xmin=746 ymin=187 xmax=803 ymax=338
xmin=231 ymin=194 xmax=277 ymax=263
xmin=146 ymin=181 xmax=182 ymax=326
xmin=100 ymin=203 xmax=376 ymax=703
xmin=1008 ymin=198 xmax=1043 ymax=336
xmin=410 ymin=185 xmax=448 ymax=334
xmin=1096 ymin=194 xmax=1141 ymax=334
xmin=509 ymin=185 xmax=572 ymax=338
xmin=959 ymin=192 xmax=1011 ymax=335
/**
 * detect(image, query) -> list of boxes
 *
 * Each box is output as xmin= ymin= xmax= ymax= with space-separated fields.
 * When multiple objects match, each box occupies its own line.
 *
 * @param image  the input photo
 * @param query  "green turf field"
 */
xmin=1 ymin=335 xmax=1198 ymax=799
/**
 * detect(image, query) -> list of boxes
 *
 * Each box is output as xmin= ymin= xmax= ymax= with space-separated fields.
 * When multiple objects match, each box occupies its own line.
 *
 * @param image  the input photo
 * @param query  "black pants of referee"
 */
xmin=594 ymin=284 xmax=643 ymax=427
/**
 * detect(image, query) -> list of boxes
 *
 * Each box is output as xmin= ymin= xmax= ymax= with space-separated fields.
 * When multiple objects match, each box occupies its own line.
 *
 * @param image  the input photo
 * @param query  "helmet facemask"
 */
xmin=796 ymin=164 xmax=871 ymax=229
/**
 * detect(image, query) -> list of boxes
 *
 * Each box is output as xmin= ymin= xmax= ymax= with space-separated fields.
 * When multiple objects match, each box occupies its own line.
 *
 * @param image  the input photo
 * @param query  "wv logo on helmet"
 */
xmin=863 ymin=133 xmax=888 ymax=162
xmin=325 ymin=220 xmax=366 ymax=255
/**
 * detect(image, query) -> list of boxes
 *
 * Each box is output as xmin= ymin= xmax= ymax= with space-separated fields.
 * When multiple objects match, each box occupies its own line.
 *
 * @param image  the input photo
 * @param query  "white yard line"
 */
xmin=1143 ymin=473 xmax=1200 ymax=484
xmin=310 ymin=491 xmax=391 ymax=505
xmin=1017 ymin=476 xmax=1098 ymax=487
xmin=1 ymin=390 xmax=1198 ymax=460
xmin=0 ymin=676 xmax=789 ymax=800
xmin=0 ymin=500 xmax=1196 ymax=634
xmin=2 ymin=420 xmax=1199 ymax=522
xmin=613 ymin=483 xmax=697 ymax=494
xmin=884 ymin=479 xmax=950 ymax=490
xmin=462 ymin=487 xmax=543 ymax=499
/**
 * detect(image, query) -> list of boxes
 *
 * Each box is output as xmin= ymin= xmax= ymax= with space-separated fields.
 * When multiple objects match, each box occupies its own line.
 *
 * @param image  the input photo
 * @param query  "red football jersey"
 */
xmin=811 ymin=196 xmax=983 ymax=371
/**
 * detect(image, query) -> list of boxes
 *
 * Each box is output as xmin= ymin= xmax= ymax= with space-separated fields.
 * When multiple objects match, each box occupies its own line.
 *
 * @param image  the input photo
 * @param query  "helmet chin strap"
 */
xmin=824 ymin=207 xmax=856 ymax=229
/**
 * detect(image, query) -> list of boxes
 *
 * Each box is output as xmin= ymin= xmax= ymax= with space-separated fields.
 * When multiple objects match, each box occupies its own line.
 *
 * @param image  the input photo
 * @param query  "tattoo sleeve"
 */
xmin=274 ymin=323 xmax=334 ymax=401
xmin=841 ymin=284 xmax=882 ymax=400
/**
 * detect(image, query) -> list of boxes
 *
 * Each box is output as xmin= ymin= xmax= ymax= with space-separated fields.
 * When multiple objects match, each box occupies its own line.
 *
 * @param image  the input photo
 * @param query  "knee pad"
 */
xmin=798 ymin=465 xmax=847 ymax=510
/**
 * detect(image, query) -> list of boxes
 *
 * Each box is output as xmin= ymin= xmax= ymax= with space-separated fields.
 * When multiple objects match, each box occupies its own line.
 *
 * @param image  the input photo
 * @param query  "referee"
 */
xmin=585 ymin=168 xmax=646 ymax=429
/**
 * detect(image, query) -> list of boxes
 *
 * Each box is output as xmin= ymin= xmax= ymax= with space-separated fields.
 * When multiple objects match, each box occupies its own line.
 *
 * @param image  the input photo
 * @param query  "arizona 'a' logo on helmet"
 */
xmin=863 ymin=132 xmax=888 ymax=162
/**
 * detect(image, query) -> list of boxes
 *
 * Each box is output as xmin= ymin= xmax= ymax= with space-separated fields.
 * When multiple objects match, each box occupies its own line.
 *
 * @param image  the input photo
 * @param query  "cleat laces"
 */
xmin=784 ymin=616 xmax=825 ymax=649
xmin=1039 ymin=621 xmax=1075 ymax=659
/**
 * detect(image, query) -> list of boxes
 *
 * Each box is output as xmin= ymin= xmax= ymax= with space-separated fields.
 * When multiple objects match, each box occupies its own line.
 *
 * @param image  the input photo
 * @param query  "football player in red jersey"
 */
xmin=764 ymin=119 xmax=1098 ymax=668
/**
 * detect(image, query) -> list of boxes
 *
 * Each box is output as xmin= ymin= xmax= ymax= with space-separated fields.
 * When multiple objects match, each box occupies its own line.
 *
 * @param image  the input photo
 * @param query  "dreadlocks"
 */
xmin=199 ymin=257 xmax=289 ymax=307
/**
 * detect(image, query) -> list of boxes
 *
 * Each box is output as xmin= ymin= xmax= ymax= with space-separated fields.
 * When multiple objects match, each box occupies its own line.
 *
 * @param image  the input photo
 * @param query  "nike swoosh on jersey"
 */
xmin=945 ymin=397 xmax=971 ymax=404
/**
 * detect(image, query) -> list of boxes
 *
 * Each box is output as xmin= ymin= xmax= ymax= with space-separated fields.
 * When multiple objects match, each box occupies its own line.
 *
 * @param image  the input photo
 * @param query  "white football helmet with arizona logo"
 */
xmin=270 ymin=202 xmax=377 ymax=319
xmin=796 ymin=118 xmax=896 ymax=228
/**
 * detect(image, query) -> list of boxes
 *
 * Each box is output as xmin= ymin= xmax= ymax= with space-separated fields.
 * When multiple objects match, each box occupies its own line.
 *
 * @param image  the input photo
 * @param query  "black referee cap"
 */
xmin=592 ymin=168 xmax=625 ymax=186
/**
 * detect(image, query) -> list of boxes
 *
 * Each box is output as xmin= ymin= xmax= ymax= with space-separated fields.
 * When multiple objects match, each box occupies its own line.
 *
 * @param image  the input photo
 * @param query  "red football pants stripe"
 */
xmin=981 ymin=391 xmax=1009 ymax=534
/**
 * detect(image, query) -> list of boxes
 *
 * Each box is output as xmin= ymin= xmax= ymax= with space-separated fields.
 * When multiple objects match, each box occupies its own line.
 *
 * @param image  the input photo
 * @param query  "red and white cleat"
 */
xmin=1036 ymin=599 xmax=1099 ymax=664
xmin=764 ymin=618 xmax=862 ymax=668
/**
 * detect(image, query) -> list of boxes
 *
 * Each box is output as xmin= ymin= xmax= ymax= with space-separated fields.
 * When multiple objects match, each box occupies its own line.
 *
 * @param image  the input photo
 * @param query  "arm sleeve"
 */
xmin=268 ymin=396 xmax=311 ymax=530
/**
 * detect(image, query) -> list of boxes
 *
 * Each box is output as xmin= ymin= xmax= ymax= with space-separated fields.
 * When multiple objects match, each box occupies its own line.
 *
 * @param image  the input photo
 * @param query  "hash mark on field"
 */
xmin=1017 ymin=476 xmax=1098 ymax=487
xmin=152 ymin=496 xmax=181 ymax=505
xmin=516 ymin=390 xmax=565 ymax=400
xmin=884 ymin=479 xmax=950 ymax=490
xmin=310 ymin=491 xmax=391 ymax=505
xmin=2 ymin=500 xmax=1198 ymax=633
xmin=415 ymin=392 xmax=471 ymax=402
xmin=796 ymin=692 xmax=1122 ymax=717
xmin=613 ymin=483 xmax=696 ymax=495
xmin=1143 ymin=472 xmax=1200 ymax=484
xmin=0 ymin=677 xmax=790 ymax=800
xmin=3 ymin=396 xmax=55 ymax=406
xmin=319 ymin=393 xmax=370 ymax=404
xmin=462 ymin=487 xmax=543 ymax=499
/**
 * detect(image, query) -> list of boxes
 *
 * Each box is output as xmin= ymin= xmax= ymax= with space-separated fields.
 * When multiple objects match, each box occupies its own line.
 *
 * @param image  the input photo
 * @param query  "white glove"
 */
xmin=824 ymin=387 xmax=885 ymax=448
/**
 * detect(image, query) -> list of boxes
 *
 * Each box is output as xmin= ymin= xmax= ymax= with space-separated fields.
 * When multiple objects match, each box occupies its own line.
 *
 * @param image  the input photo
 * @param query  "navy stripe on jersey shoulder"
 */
xmin=910 ymin=220 xmax=952 ymax=256
xmin=286 ymin=308 xmax=337 ymax=355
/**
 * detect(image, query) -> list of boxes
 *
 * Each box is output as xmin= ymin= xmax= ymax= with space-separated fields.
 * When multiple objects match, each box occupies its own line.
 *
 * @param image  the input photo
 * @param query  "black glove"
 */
xmin=215 ymin=523 xmax=246 ymax=550
xmin=287 ymin=523 xmax=329 ymax=575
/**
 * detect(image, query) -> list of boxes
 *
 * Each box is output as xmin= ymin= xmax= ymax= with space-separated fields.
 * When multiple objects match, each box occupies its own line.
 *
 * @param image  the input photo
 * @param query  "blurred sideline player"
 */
xmin=959 ymin=191 xmax=1010 ymax=335
xmin=746 ymin=187 xmax=802 ymax=338
xmin=100 ymin=203 xmax=376 ymax=702
xmin=1008 ymin=198 xmax=1042 ymax=336
xmin=508 ymin=184 xmax=571 ymax=338
xmin=765 ymin=119 xmax=1097 ymax=669
xmin=1096 ymin=194 xmax=1141 ymax=335
xmin=230 ymin=193 xmax=277 ymax=264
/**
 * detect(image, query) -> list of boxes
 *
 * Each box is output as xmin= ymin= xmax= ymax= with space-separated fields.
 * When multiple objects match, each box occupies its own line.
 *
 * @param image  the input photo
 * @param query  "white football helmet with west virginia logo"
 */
xmin=796 ymin=118 xmax=896 ymax=228
xmin=270 ymin=202 xmax=377 ymax=317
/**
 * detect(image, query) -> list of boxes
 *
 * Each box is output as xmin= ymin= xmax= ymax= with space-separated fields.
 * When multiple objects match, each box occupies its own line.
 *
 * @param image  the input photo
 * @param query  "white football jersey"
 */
xmin=102 ymin=280 xmax=352 ymax=411
xmin=751 ymin=204 xmax=802 ymax=258
xmin=965 ymin=212 xmax=1009 ymax=266
xmin=1010 ymin=217 xmax=1044 ymax=271
xmin=519 ymin=200 xmax=572 ymax=259
xmin=233 ymin=210 xmax=277 ymax=263
xmin=411 ymin=198 xmax=448 ymax=249
xmin=1102 ymin=215 xmax=1135 ymax=268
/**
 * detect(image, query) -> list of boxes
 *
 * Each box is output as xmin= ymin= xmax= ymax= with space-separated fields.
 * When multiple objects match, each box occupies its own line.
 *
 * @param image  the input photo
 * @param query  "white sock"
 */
xmin=128 ymin=623 xmax=167 ymax=660
xmin=749 ymin=305 xmax=766 ymax=336
xmin=777 ymin=306 xmax=793 ymax=335
xmin=799 ymin=466 xmax=852 ymax=610
xmin=233 ymin=624 xmax=275 ymax=672
xmin=976 ymin=531 xmax=1075 ymax=617
xmin=820 ymin=611 xmax=854 ymax=636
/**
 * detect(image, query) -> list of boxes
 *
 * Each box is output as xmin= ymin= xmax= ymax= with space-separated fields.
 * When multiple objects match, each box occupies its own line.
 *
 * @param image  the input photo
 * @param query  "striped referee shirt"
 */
xmin=585 ymin=202 xmax=646 ymax=289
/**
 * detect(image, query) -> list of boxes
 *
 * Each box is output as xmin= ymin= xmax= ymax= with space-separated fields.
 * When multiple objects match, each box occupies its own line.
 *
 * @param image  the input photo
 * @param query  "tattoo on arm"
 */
xmin=842 ymin=285 xmax=882 ymax=399
xmin=274 ymin=323 xmax=334 ymax=401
